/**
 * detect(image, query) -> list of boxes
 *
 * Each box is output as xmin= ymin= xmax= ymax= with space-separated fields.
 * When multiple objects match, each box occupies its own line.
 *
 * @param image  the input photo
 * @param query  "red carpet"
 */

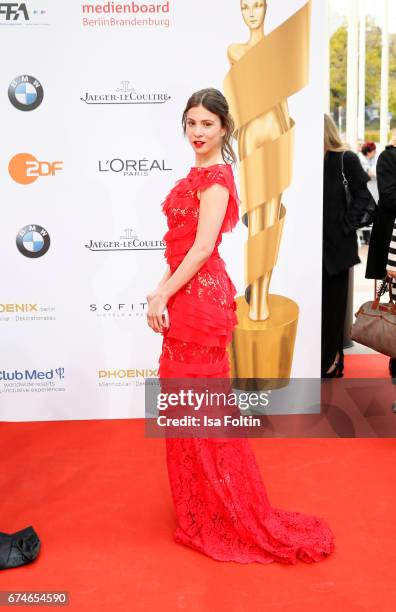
xmin=344 ymin=353 xmax=389 ymax=378
xmin=1 ymin=419 xmax=396 ymax=611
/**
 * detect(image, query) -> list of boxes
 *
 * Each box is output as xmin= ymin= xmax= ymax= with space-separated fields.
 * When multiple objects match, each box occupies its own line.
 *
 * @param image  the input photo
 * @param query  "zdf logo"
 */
xmin=8 ymin=153 xmax=63 ymax=185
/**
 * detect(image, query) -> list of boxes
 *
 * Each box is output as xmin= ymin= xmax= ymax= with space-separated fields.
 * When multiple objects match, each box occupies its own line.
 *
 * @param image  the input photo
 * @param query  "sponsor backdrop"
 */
xmin=1 ymin=0 xmax=325 ymax=421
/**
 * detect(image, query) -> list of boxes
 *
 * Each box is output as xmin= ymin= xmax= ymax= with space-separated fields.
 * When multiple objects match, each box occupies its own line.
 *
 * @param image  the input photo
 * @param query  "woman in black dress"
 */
xmin=366 ymin=136 xmax=396 ymax=381
xmin=322 ymin=114 xmax=372 ymax=377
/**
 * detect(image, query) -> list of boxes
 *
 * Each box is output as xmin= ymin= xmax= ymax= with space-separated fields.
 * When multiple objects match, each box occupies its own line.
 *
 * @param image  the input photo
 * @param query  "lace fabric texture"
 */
xmin=159 ymin=164 xmax=335 ymax=564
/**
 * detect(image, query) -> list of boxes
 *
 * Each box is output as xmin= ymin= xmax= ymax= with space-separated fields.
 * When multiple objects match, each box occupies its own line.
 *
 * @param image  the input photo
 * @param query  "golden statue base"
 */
xmin=228 ymin=294 xmax=298 ymax=385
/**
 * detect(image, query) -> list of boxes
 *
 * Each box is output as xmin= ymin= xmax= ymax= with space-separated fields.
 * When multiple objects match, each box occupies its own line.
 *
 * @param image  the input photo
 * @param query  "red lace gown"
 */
xmin=158 ymin=163 xmax=335 ymax=564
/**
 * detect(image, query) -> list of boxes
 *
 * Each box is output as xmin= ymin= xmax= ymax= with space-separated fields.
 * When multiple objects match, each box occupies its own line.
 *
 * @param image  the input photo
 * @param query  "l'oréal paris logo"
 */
xmin=81 ymin=81 xmax=171 ymax=105
xmin=98 ymin=158 xmax=172 ymax=177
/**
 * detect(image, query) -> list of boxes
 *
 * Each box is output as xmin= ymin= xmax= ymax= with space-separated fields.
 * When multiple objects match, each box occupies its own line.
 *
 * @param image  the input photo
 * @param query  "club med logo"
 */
xmin=85 ymin=228 xmax=165 ymax=252
xmin=98 ymin=157 xmax=171 ymax=177
xmin=0 ymin=2 xmax=48 ymax=25
xmin=0 ymin=366 xmax=66 ymax=395
xmin=16 ymin=224 xmax=50 ymax=258
xmin=0 ymin=368 xmax=65 ymax=381
xmin=82 ymin=2 xmax=170 ymax=29
xmin=81 ymin=80 xmax=170 ymax=105
xmin=8 ymin=75 xmax=44 ymax=111
xmin=9 ymin=154 xmax=62 ymax=184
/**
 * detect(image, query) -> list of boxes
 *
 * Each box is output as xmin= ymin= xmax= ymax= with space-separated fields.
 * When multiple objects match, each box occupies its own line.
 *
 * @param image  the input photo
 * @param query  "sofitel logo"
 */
xmin=85 ymin=228 xmax=165 ymax=252
xmin=98 ymin=157 xmax=171 ymax=177
xmin=89 ymin=302 xmax=147 ymax=318
xmin=81 ymin=80 xmax=171 ymax=105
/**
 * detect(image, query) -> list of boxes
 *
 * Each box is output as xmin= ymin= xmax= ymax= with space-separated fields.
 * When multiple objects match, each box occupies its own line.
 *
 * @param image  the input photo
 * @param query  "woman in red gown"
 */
xmin=146 ymin=88 xmax=335 ymax=564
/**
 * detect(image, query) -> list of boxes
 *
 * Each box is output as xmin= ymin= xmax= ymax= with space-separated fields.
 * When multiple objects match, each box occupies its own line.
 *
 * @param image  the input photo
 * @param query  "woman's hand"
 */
xmin=146 ymin=290 xmax=169 ymax=333
xmin=387 ymin=270 xmax=396 ymax=280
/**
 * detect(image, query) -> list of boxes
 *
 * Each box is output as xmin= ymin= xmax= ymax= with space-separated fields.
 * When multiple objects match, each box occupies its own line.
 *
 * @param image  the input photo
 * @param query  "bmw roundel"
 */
xmin=16 ymin=225 xmax=50 ymax=258
xmin=8 ymin=75 xmax=44 ymax=111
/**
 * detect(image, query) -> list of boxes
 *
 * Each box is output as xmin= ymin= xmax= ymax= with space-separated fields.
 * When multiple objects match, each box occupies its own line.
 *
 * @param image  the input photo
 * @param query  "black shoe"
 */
xmin=389 ymin=358 xmax=396 ymax=382
xmin=322 ymin=358 xmax=344 ymax=379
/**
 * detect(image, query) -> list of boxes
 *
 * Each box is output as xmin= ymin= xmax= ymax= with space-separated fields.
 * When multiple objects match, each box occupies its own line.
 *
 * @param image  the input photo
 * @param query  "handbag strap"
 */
xmin=373 ymin=276 xmax=395 ymax=310
xmin=376 ymin=277 xmax=389 ymax=299
xmin=388 ymin=276 xmax=395 ymax=303
xmin=341 ymin=151 xmax=349 ymax=186
xmin=341 ymin=151 xmax=352 ymax=212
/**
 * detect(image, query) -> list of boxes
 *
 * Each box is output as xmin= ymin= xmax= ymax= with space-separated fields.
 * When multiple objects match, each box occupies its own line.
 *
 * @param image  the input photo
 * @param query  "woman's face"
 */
xmin=185 ymin=105 xmax=225 ymax=157
xmin=240 ymin=0 xmax=267 ymax=30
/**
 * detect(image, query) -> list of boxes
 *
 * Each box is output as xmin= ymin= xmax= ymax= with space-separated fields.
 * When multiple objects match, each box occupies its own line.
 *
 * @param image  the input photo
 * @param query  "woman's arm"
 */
xmin=342 ymin=151 xmax=372 ymax=234
xmin=377 ymin=149 xmax=396 ymax=213
xmin=146 ymin=183 xmax=229 ymax=332
xmin=342 ymin=184 xmax=373 ymax=234
xmin=156 ymin=264 xmax=171 ymax=290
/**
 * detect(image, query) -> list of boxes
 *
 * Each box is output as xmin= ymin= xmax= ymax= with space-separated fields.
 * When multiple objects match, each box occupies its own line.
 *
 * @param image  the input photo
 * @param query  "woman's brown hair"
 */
xmin=182 ymin=88 xmax=238 ymax=164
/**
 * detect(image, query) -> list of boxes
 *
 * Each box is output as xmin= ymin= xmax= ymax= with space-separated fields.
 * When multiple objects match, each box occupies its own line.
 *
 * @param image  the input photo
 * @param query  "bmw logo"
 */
xmin=8 ymin=75 xmax=44 ymax=111
xmin=16 ymin=225 xmax=50 ymax=258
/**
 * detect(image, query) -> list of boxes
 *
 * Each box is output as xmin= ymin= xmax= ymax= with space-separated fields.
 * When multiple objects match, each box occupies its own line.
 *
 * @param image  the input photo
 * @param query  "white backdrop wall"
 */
xmin=1 ymin=0 xmax=325 ymax=421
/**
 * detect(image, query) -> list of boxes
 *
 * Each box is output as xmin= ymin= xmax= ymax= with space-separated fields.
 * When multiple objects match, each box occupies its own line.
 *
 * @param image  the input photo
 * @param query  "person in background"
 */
xmin=322 ymin=114 xmax=372 ymax=377
xmin=358 ymin=142 xmax=377 ymax=177
xmin=358 ymin=141 xmax=378 ymax=203
xmin=366 ymin=132 xmax=396 ymax=388
xmin=387 ymin=221 xmax=396 ymax=415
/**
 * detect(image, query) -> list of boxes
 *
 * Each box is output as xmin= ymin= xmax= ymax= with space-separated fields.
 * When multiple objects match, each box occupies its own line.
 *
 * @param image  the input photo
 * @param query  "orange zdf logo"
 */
xmin=8 ymin=153 xmax=63 ymax=184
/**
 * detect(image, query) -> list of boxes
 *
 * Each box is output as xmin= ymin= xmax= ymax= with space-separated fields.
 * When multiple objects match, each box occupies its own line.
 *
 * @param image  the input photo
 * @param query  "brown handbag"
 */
xmin=350 ymin=278 xmax=396 ymax=357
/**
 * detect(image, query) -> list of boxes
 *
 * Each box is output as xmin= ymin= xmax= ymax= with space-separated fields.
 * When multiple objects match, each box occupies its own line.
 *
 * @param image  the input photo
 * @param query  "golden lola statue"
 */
xmin=224 ymin=0 xmax=311 ymax=380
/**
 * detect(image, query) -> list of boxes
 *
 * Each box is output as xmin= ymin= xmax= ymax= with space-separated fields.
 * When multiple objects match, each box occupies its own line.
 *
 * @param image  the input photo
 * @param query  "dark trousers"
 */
xmin=322 ymin=266 xmax=349 ymax=375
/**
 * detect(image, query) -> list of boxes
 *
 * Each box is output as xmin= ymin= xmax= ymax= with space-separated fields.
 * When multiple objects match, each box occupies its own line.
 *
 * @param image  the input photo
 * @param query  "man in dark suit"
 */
xmin=366 ymin=134 xmax=396 ymax=406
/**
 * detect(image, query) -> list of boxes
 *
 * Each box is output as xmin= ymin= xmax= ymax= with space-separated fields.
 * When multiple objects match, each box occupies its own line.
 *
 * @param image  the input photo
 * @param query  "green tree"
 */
xmin=330 ymin=25 xmax=347 ymax=116
xmin=330 ymin=17 xmax=396 ymax=128
xmin=389 ymin=33 xmax=396 ymax=121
